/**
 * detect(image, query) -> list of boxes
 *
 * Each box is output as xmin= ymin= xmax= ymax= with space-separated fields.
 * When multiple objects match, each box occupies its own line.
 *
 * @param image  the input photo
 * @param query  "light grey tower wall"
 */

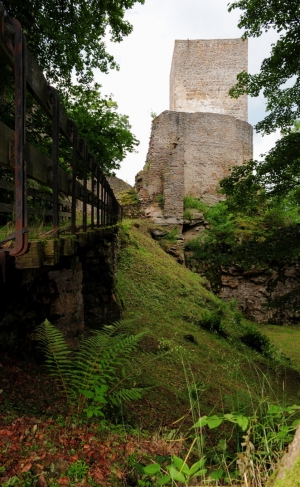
xmin=136 ymin=38 xmax=253 ymax=224
xmin=169 ymin=39 xmax=248 ymax=121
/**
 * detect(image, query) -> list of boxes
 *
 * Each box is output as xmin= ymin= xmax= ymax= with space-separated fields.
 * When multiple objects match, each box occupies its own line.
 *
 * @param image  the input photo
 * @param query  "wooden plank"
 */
xmin=60 ymin=235 xmax=77 ymax=256
xmin=43 ymin=239 xmax=60 ymax=266
xmin=15 ymin=240 xmax=44 ymax=269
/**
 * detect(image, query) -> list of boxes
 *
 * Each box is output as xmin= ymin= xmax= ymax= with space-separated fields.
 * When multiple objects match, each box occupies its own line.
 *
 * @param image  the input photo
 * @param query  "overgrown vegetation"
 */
xmin=184 ymin=195 xmax=300 ymax=313
xmin=118 ymin=188 xmax=140 ymax=206
xmin=1 ymin=219 xmax=300 ymax=485
xmin=35 ymin=319 xmax=146 ymax=420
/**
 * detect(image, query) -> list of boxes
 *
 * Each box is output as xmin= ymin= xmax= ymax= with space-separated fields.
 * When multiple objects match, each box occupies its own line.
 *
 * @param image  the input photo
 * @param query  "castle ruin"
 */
xmin=136 ymin=38 xmax=253 ymax=224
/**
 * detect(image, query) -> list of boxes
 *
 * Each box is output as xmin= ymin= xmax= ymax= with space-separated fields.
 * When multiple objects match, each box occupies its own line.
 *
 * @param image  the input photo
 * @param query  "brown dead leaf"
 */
xmin=21 ymin=463 xmax=32 ymax=473
xmin=69 ymin=454 xmax=79 ymax=461
xmin=0 ymin=429 xmax=14 ymax=436
xmin=93 ymin=468 xmax=104 ymax=481
xmin=57 ymin=477 xmax=69 ymax=485
xmin=37 ymin=474 xmax=48 ymax=487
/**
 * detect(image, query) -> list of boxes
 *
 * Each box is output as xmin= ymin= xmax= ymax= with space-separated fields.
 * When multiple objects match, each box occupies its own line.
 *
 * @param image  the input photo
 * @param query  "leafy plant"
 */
xmin=198 ymin=309 xmax=226 ymax=337
xmin=183 ymin=196 xmax=207 ymax=213
xmin=67 ymin=460 xmax=89 ymax=482
xmin=35 ymin=319 xmax=146 ymax=419
xmin=141 ymin=455 xmax=207 ymax=486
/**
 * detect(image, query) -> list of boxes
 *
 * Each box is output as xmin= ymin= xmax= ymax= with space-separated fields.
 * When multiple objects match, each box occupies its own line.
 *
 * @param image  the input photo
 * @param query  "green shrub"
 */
xmin=198 ymin=310 xmax=227 ymax=337
xmin=183 ymin=196 xmax=207 ymax=212
xmin=240 ymin=326 xmax=273 ymax=355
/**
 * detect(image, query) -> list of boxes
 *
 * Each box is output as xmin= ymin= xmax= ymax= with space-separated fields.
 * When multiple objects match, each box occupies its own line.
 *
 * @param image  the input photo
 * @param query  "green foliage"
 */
xmin=198 ymin=310 xmax=226 ymax=337
xmin=140 ymin=456 xmax=207 ymax=486
xmin=185 ymin=195 xmax=300 ymax=314
xmin=240 ymin=326 xmax=272 ymax=354
xmin=164 ymin=227 xmax=179 ymax=241
xmin=2 ymin=0 xmax=145 ymax=89
xmin=137 ymin=403 xmax=300 ymax=486
xmin=35 ymin=319 xmax=146 ymax=419
xmin=67 ymin=460 xmax=89 ymax=482
xmin=220 ymin=133 xmax=300 ymax=210
xmin=0 ymin=2 xmax=141 ymax=175
xmin=119 ymin=189 xmax=139 ymax=206
xmin=63 ymin=85 xmax=139 ymax=174
xmin=228 ymin=0 xmax=300 ymax=135
xmin=156 ymin=194 xmax=164 ymax=209
xmin=184 ymin=196 xmax=207 ymax=213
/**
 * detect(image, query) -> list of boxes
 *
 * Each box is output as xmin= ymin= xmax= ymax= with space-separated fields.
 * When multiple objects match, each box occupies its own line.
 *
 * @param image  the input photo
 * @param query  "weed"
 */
xmin=156 ymin=194 xmax=164 ymax=209
xmin=67 ymin=460 xmax=89 ymax=482
xmin=183 ymin=196 xmax=207 ymax=213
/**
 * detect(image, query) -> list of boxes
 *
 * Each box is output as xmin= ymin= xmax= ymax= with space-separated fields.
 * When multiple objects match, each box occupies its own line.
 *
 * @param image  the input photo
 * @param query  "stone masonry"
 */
xmin=170 ymin=39 xmax=248 ymax=120
xmin=136 ymin=38 xmax=253 ymax=225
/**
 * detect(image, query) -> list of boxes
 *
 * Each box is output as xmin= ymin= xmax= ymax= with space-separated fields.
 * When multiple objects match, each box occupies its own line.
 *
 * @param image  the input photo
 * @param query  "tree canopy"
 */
xmin=0 ymin=0 xmax=143 ymax=173
xmin=228 ymin=0 xmax=300 ymax=134
xmin=2 ymin=0 xmax=145 ymax=89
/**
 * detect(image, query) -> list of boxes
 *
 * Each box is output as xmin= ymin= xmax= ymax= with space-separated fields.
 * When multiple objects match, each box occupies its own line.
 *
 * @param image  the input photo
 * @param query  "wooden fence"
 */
xmin=0 ymin=3 xmax=122 ymax=278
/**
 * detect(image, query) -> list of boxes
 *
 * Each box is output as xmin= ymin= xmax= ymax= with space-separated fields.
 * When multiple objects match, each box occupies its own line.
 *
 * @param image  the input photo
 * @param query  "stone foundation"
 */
xmin=136 ymin=111 xmax=253 ymax=223
xmin=0 ymin=231 xmax=121 ymax=354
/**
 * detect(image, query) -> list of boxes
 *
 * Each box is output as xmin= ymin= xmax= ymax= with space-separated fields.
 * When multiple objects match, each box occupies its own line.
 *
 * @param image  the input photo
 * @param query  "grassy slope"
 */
xmin=116 ymin=220 xmax=300 ymax=429
xmin=257 ymin=324 xmax=300 ymax=371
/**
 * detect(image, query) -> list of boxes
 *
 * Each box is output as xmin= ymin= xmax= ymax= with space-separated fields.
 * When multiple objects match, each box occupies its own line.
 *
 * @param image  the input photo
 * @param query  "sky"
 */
xmin=95 ymin=0 xmax=279 ymax=186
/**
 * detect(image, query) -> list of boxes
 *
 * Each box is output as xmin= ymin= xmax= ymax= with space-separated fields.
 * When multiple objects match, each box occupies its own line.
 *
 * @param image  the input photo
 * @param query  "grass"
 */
xmin=116 ymin=220 xmax=300 ymax=429
xmin=257 ymin=324 xmax=300 ymax=370
xmin=1 ymin=218 xmax=300 ymax=485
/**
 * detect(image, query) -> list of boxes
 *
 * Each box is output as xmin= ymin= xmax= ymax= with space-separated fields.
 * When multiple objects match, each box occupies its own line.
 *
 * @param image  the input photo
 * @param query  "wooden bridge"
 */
xmin=0 ymin=4 xmax=122 ymax=284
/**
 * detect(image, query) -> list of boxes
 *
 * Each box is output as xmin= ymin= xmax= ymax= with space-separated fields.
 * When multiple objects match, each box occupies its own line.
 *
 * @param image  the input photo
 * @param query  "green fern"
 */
xmin=35 ymin=319 xmax=147 ymax=418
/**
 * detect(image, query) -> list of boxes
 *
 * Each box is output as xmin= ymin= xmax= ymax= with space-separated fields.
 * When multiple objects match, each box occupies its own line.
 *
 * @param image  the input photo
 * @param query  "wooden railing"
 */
xmin=0 ymin=3 xmax=122 ymax=279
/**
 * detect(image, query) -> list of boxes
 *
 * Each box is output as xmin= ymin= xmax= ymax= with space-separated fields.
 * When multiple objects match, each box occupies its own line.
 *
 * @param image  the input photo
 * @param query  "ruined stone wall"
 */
xmin=219 ymin=264 xmax=300 ymax=324
xmin=170 ymin=39 xmax=248 ymax=121
xmin=0 ymin=232 xmax=121 ymax=355
xmin=136 ymin=110 xmax=253 ymax=222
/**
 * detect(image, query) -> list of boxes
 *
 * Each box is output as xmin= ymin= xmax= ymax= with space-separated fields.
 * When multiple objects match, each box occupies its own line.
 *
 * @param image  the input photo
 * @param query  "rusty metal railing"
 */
xmin=0 ymin=3 xmax=122 ymax=279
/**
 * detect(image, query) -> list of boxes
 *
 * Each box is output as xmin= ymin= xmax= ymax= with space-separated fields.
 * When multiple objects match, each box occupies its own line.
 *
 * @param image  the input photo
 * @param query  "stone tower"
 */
xmin=169 ymin=39 xmax=248 ymax=120
xmin=136 ymin=38 xmax=253 ymax=225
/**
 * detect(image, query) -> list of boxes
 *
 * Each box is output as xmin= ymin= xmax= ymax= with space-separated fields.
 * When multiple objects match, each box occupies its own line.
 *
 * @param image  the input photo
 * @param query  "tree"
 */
xmin=64 ymin=85 xmax=139 ymax=174
xmin=228 ymin=0 xmax=300 ymax=134
xmin=2 ymin=0 xmax=145 ymax=89
xmin=0 ymin=0 xmax=142 ymax=173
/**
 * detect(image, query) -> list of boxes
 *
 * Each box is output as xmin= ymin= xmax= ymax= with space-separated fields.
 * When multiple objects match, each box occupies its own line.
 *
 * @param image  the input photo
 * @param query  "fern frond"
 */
xmin=109 ymin=387 xmax=146 ymax=406
xmin=36 ymin=319 xmax=148 ymax=418
xmin=35 ymin=319 xmax=73 ymax=406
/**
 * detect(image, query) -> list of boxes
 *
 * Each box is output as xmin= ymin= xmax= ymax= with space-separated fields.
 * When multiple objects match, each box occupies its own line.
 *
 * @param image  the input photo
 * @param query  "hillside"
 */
xmin=116 ymin=220 xmax=300 ymax=427
xmin=1 ymin=219 xmax=300 ymax=486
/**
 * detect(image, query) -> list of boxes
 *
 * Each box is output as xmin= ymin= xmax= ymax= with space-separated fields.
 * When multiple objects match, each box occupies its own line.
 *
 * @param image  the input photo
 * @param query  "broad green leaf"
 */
xmin=189 ymin=458 xmax=206 ymax=476
xmin=207 ymin=415 xmax=223 ymax=429
xmin=167 ymin=465 xmax=186 ymax=482
xmin=191 ymin=468 xmax=207 ymax=478
xmin=157 ymin=475 xmax=171 ymax=485
xmin=172 ymin=456 xmax=189 ymax=475
xmin=193 ymin=415 xmax=208 ymax=428
xmin=236 ymin=416 xmax=249 ymax=431
xmin=79 ymin=389 xmax=94 ymax=398
xmin=223 ymin=413 xmax=234 ymax=421
xmin=143 ymin=463 xmax=161 ymax=475
xmin=210 ymin=468 xmax=224 ymax=480
xmin=267 ymin=405 xmax=282 ymax=415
